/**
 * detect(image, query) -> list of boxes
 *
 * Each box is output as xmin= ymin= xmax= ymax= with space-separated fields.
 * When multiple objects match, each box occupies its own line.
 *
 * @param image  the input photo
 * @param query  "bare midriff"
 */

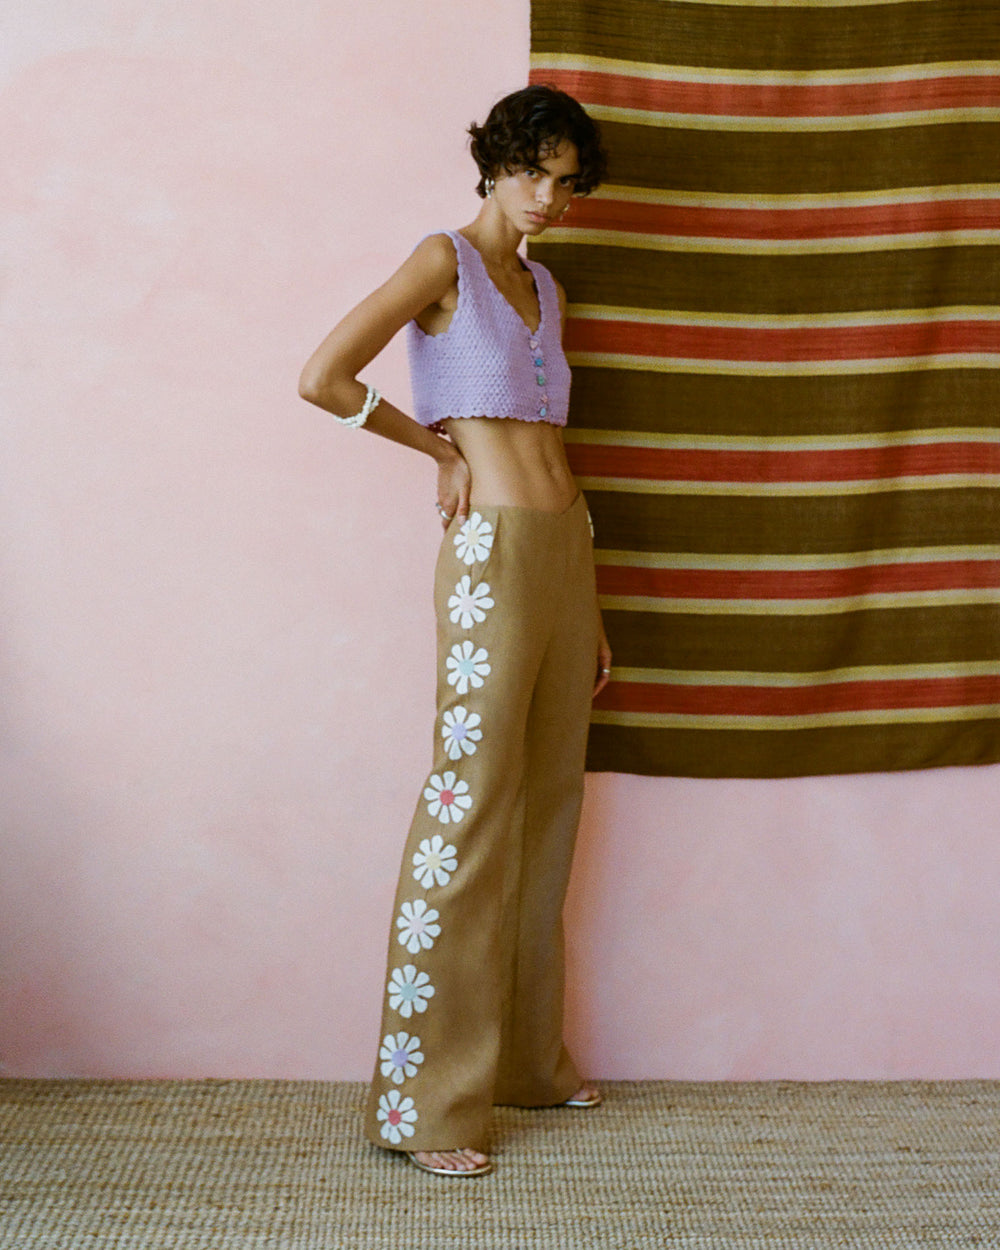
xmin=442 ymin=416 xmax=578 ymax=513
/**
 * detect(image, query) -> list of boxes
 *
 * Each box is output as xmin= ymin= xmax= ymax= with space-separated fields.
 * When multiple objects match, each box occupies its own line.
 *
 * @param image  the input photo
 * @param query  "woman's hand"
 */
xmin=593 ymin=615 xmax=612 ymax=698
xmin=436 ymin=444 xmax=471 ymax=530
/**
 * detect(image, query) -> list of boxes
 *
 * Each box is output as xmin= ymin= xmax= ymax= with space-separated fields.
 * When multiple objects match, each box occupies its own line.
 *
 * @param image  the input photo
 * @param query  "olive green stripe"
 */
xmin=600 ymin=590 xmax=1000 ymax=615
xmin=590 ymin=120 xmax=1000 ymax=196
xmin=566 ymin=369 xmax=1000 ymax=437
xmin=613 ymin=660 xmax=1000 ymax=686
xmin=584 ymin=719 xmax=1000 ymax=778
xmin=588 ymin=105 xmax=1000 ymax=135
xmin=581 ymin=476 xmax=997 ymax=498
xmin=587 ymin=487 xmax=1000 ymax=555
xmin=552 ymin=228 xmax=996 ymax=256
xmin=530 ymin=243 xmax=1000 ymax=316
xmin=593 ymin=545 xmax=997 ymax=570
xmin=569 ymin=427 xmax=998 ymax=451
xmin=591 ymin=705 xmax=1000 ymax=731
xmin=602 ymin=604 xmax=1000 ymax=672
xmin=531 ymin=0 xmax=1000 ymax=72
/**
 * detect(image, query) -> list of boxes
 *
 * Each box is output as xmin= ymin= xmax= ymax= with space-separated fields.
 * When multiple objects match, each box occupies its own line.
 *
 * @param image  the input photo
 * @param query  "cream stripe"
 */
xmin=590 ymin=704 xmax=1000 ymax=731
xmin=569 ymin=304 xmax=1000 ymax=328
xmin=579 ymin=474 xmax=997 ymax=496
xmin=547 ymin=227 xmax=999 ymax=255
xmin=568 ymin=351 xmax=1000 ymax=375
xmin=612 ymin=661 xmax=1000 ymax=686
xmin=585 ymin=103 xmax=1000 ymax=131
xmin=531 ymin=54 xmax=1000 ymax=87
xmin=567 ymin=428 xmax=1000 ymax=452
xmin=599 ymin=589 xmax=1000 ymax=615
xmin=592 ymin=546 xmax=999 ymax=571
xmin=586 ymin=182 xmax=1000 ymax=208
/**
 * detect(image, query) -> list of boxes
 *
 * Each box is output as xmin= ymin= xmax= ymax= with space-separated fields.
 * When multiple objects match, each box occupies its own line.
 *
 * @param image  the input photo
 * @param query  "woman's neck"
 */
xmin=460 ymin=202 xmax=524 ymax=269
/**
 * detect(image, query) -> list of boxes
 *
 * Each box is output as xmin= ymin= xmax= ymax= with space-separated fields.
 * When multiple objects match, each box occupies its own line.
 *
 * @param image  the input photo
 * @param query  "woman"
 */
xmin=299 ymin=85 xmax=611 ymax=1176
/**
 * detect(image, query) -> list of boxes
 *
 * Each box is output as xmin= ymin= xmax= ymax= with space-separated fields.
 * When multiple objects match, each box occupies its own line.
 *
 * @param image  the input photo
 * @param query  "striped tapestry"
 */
xmin=528 ymin=0 xmax=1000 ymax=779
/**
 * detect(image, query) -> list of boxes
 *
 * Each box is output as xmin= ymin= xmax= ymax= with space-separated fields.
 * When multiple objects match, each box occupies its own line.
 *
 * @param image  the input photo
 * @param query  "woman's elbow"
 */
xmin=298 ymin=363 xmax=326 ymax=405
xmin=298 ymin=362 xmax=351 ymax=409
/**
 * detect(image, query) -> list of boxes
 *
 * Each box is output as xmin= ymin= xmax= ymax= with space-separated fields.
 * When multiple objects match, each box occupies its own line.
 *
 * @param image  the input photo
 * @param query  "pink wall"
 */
xmin=2 ymin=0 xmax=998 ymax=1081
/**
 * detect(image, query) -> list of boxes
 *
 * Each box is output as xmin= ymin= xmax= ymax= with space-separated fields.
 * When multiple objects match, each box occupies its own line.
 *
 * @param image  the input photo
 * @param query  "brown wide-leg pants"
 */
xmin=363 ymin=492 xmax=599 ymax=1154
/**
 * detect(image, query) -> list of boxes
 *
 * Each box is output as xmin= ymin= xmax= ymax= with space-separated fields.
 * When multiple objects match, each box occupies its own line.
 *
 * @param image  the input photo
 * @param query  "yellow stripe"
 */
xmin=567 ymin=428 xmax=1000 ymax=452
xmin=546 ymin=226 xmax=999 ymax=255
xmin=568 ymin=351 xmax=1000 ymax=375
xmin=569 ymin=304 xmax=1000 ymax=328
xmin=579 ymin=474 xmax=997 ymax=496
xmin=585 ymin=103 xmax=1000 ymax=131
xmin=590 ymin=704 xmax=1000 ymax=732
xmin=612 ymin=661 xmax=1000 ymax=686
xmin=586 ymin=182 xmax=1000 ymax=208
xmin=599 ymin=589 xmax=1000 ymax=615
xmin=531 ymin=54 xmax=1000 ymax=87
xmin=591 ymin=546 xmax=999 ymax=571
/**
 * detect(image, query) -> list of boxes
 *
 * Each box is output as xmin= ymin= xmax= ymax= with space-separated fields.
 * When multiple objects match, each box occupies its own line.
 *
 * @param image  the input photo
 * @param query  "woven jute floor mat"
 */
xmin=0 ymin=1079 xmax=996 ymax=1248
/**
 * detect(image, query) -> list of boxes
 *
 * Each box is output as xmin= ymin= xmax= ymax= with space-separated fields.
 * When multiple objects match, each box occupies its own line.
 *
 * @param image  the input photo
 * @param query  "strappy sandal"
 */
xmin=407 ymin=1151 xmax=494 ymax=1177
xmin=563 ymin=1088 xmax=603 ymax=1108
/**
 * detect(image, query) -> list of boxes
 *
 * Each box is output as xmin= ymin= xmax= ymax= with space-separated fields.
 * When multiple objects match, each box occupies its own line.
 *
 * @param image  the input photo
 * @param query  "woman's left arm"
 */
xmin=555 ymin=278 xmax=613 ymax=699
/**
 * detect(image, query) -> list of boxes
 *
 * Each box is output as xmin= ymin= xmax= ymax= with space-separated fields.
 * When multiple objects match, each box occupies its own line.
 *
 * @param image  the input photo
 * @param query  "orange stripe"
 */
xmin=564 ymin=318 xmax=1000 ymax=362
xmin=595 ymin=561 xmax=1000 ymax=601
xmin=594 ymin=675 xmax=1000 ymax=717
xmin=564 ymin=196 xmax=1000 ymax=240
xmin=566 ymin=442 xmax=1000 ymax=483
xmin=530 ymin=66 xmax=1000 ymax=117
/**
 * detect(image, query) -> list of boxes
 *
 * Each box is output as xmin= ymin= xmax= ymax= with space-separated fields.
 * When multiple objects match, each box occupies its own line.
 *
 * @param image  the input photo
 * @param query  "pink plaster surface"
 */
xmin=2 ymin=1 xmax=998 ymax=1081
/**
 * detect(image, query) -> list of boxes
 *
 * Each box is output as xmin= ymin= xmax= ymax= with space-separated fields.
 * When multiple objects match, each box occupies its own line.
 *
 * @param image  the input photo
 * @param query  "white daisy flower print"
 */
xmin=454 ymin=512 xmax=494 ymax=565
xmin=379 ymin=1031 xmax=424 ymax=1084
xmin=448 ymin=575 xmax=495 ymax=628
xmin=423 ymin=771 xmax=473 ymax=825
xmin=377 ymin=1089 xmax=418 ymax=1143
xmin=388 ymin=964 xmax=435 ymax=1018
xmin=396 ymin=898 xmax=441 ymax=953
xmin=446 ymin=641 xmax=491 ymax=695
xmin=412 ymin=834 xmax=458 ymax=889
xmin=441 ymin=706 xmax=482 ymax=760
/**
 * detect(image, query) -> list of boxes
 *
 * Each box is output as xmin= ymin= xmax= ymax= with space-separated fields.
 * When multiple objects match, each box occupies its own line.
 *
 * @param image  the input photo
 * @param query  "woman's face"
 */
xmin=493 ymin=140 xmax=580 ymax=235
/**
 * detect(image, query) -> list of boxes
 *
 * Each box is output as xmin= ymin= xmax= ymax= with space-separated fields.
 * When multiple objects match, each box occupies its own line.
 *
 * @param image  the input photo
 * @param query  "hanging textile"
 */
xmin=528 ymin=0 xmax=1000 ymax=778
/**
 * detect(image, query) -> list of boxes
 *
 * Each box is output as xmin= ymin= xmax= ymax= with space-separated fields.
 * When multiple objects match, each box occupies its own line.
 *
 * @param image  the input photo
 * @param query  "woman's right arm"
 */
xmin=298 ymin=234 xmax=470 ymax=524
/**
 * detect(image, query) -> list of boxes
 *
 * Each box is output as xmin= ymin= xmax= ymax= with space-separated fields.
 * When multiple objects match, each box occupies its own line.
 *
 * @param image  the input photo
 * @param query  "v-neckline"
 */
xmin=457 ymin=232 xmax=542 ymax=338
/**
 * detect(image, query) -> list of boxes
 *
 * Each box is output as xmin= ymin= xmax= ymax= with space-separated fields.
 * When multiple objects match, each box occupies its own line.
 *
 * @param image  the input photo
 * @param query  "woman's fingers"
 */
xmin=455 ymin=480 xmax=470 ymax=524
xmin=437 ymin=450 xmax=471 ymax=528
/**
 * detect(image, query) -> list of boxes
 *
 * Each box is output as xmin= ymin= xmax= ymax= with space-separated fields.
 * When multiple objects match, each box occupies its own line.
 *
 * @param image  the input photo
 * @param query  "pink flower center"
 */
xmin=388 ymin=1109 xmax=402 ymax=1126
xmin=440 ymin=789 xmax=454 ymax=805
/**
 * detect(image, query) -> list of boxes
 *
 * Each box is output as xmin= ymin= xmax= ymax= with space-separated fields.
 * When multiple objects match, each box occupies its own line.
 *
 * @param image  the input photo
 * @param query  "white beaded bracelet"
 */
xmin=334 ymin=383 xmax=381 ymax=429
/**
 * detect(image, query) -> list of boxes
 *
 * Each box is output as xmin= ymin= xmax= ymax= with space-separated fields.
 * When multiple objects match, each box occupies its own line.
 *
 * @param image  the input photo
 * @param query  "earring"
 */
xmin=558 ymin=203 xmax=570 ymax=218
xmin=484 ymin=176 xmax=495 ymax=198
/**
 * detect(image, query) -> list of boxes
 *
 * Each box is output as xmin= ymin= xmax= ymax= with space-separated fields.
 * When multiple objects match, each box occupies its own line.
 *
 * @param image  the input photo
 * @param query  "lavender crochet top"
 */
xmin=406 ymin=230 xmax=572 ymax=428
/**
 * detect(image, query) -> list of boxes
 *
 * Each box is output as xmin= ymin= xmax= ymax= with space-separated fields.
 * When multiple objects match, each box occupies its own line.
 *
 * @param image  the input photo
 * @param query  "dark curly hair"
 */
xmin=467 ymin=84 xmax=608 ymax=199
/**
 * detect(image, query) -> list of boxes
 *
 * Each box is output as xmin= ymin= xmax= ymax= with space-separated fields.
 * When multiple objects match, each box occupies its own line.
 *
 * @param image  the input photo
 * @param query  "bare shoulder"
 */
xmin=369 ymin=231 xmax=457 ymax=313
xmin=405 ymin=232 xmax=458 ymax=283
